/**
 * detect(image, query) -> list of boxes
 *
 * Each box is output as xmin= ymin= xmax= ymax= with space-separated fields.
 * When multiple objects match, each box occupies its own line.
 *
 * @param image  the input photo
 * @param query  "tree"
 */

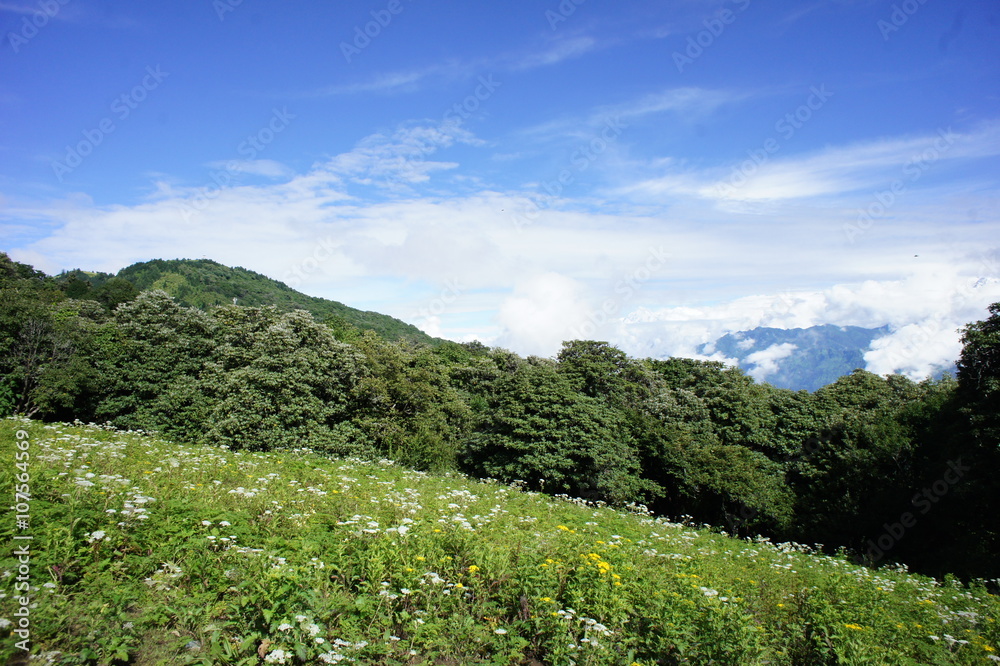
xmin=0 ymin=253 xmax=67 ymax=416
xmin=30 ymin=299 xmax=108 ymax=422
xmin=347 ymin=333 xmax=471 ymax=470
xmin=94 ymin=290 xmax=216 ymax=436
xmin=957 ymin=302 xmax=1000 ymax=446
xmin=93 ymin=277 xmax=139 ymax=311
xmin=557 ymin=340 xmax=640 ymax=404
xmin=788 ymin=371 xmax=921 ymax=551
xmin=462 ymin=360 xmax=658 ymax=505
xmin=200 ymin=307 xmax=365 ymax=452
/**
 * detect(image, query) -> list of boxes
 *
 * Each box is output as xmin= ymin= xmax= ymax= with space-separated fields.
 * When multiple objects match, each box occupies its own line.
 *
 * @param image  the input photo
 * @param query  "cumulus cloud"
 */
xmin=864 ymin=322 xmax=963 ymax=380
xmin=744 ymin=343 xmax=798 ymax=381
xmin=4 ymin=107 xmax=999 ymax=379
xmin=616 ymin=273 xmax=1000 ymax=379
xmin=495 ymin=273 xmax=590 ymax=356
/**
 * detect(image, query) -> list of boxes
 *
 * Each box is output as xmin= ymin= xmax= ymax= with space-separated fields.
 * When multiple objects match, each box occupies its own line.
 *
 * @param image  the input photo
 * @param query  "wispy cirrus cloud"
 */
xmin=302 ymin=35 xmax=602 ymax=97
xmin=507 ymin=36 xmax=598 ymax=70
xmin=620 ymin=120 xmax=1000 ymax=204
xmin=516 ymin=86 xmax=749 ymax=144
xmin=6 ymin=103 xmax=999 ymax=372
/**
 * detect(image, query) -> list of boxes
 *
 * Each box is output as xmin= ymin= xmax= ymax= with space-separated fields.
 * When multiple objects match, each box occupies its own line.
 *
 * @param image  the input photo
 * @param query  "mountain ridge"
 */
xmin=705 ymin=323 xmax=894 ymax=391
xmin=60 ymin=258 xmax=443 ymax=346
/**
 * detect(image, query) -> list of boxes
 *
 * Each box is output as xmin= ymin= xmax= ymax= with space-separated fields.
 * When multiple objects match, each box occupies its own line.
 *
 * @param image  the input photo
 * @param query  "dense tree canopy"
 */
xmin=1 ymin=252 xmax=997 ymax=579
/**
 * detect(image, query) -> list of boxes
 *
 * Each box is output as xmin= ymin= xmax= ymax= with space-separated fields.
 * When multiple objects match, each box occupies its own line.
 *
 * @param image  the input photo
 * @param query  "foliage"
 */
xmin=116 ymin=258 xmax=440 ymax=346
xmin=348 ymin=332 xmax=472 ymax=471
xmin=2 ymin=418 xmax=998 ymax=665
xmin=200 ymin=306 xmax=365 ymax=453
xmin=3 ymin=253 xmax=999 ymax=581
xmin=93 ymin=290 xmax=217 ymax=437
xmin=463 ymin=357 xmax=659 ymax=505
xmin=957 ymin=302 xmax=1000 ymax=446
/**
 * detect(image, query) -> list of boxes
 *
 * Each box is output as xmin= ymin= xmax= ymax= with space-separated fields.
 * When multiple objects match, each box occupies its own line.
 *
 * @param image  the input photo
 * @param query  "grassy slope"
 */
xmin=1 ymin=418 xmax=997 ymax=665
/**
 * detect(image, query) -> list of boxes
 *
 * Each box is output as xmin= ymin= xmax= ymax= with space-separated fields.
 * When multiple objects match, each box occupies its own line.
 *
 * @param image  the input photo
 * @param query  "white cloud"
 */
xmin=616 ymin=273 xmax=1000 ymax=379
xmin=306 ymin=36 xmax=600 ymax=97
xmin=864 ymin=321 xmax=962 ymax=381
xmin=495 ymin=273 xmax=590 ymax=356
xmin=624 ymin=121 xmax=1000 ymax=205
xmin=518 ymin=87 xmax=746 ymax=144
xmin=509 ymin=36 xmax=598 ymax=70
xmin=4 ymin=115 xmax=999 ymax=379
xmin=744 ymin=343 xmax=798 ymax=381
xmin=206 ymin=159 xmax=293 ymax=179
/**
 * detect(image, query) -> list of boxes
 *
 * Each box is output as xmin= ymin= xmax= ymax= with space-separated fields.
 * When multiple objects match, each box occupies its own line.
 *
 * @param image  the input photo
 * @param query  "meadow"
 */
xmin=1 ymin=416 xmax=998 ymax=665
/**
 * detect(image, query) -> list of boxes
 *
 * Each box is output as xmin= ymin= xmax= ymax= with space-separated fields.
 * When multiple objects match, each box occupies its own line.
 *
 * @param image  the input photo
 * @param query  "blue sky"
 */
xmin=2 ymin=0 xmax=999 ymax=378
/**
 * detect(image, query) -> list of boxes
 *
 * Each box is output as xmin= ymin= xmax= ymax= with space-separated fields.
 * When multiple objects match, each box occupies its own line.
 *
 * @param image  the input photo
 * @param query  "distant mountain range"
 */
xmin=703 ymin=324 xmax=896 ymax=392
xmin=57 ymin=258 xmax=441 ymax=347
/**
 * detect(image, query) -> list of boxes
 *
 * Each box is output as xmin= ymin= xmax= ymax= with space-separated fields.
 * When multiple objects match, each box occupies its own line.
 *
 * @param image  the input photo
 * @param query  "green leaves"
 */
xmin=462 ymin=359 xmax=652 ymax=505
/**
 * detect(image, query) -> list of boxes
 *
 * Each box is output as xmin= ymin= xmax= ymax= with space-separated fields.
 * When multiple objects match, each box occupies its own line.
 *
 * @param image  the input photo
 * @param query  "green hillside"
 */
xmin=6 ymin=251 xmax=1000 ymax=586
xmin=71 ymin=258 xmax=441 ymax=346
xmin=1 ymin=417 xmax=998 ymax=664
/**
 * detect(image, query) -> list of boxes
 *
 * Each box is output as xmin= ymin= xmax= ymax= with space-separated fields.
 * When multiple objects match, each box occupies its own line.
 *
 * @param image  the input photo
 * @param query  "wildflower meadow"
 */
xmin=1 ymin=417 xmax=998 ymax=664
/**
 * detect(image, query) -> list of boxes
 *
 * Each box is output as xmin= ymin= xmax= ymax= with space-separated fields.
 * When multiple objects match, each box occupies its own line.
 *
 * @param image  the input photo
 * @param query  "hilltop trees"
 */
xmin=345 ymin=332 xmax=471 ymax=470
xmin=2 ymin=252 xmax=998 ymax=578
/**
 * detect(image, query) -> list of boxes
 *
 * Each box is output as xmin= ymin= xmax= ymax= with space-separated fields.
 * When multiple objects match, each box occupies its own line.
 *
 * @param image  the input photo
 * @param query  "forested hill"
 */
xmin=60 ymin=258 xmax=441 ymax=346
xmin=4 ymin=251 xmax=999 ymax=580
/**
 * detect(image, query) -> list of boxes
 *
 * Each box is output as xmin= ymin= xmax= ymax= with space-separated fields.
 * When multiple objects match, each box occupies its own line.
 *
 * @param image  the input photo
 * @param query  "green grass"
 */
xmin=1 ymin=417 xmax=998 ymax=665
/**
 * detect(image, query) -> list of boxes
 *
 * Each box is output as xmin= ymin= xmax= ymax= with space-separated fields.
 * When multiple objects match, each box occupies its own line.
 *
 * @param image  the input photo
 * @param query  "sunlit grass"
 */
xmin=1 ymin=417 xmax=998 ymax=664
